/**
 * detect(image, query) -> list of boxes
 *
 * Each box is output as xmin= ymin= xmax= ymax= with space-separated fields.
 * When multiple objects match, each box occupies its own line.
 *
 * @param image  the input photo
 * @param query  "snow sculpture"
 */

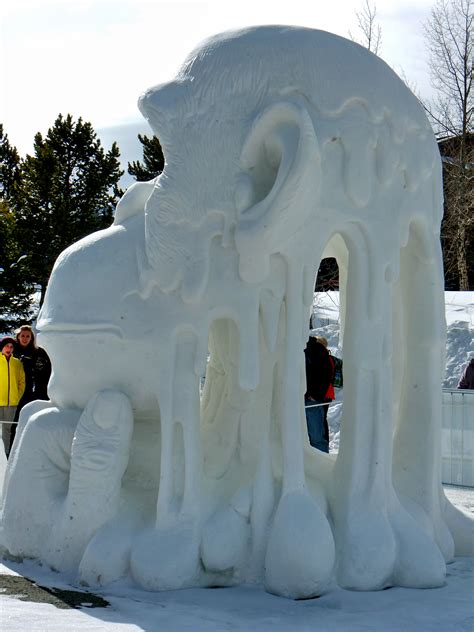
xmin=1 ymin=26 xmax=472 ymax=599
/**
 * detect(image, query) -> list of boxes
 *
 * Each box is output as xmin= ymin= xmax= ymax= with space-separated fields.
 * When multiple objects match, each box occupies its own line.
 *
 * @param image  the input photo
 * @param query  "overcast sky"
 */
xmin=1 ymin=0 xmax=435 ymax=156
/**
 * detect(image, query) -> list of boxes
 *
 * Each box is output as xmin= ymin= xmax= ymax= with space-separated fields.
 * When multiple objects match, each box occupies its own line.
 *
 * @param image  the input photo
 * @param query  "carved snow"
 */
xmin=1 ymin=26 xmax=472 ymax=599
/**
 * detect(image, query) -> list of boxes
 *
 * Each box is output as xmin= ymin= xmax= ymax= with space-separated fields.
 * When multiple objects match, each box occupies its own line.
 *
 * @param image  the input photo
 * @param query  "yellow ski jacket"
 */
xmin=0 ymin=354 xmax=25 ymax=406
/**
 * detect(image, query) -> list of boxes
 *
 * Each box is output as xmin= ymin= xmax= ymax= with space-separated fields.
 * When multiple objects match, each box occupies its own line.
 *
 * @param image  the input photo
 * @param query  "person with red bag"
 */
xmin=315 ymin=337 xmax=335 ymax=447
xmin=304 ymin=336 xmax=333 ymax=453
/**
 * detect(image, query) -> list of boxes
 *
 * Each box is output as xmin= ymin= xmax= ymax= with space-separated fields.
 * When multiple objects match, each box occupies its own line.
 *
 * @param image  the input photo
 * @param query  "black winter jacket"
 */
xmin=304 ymin=338 xmax=333 ymax=402
xmin=13 ymin=342 xmax=51 ymax=402
xmin=458 ymin=358 xmax=474 ymax=390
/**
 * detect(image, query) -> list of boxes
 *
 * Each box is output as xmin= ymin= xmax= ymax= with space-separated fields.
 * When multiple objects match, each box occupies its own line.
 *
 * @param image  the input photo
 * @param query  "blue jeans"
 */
xmin=305 ymin=399 xmax=329 ymax=453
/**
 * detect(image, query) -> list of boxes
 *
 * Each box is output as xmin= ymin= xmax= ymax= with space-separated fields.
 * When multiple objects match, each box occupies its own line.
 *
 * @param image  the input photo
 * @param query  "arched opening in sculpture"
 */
xmin=201 ymin=317 xmax=250 ymax=479
xmin=314 ymin=236 xmax=348 ymax=342
xmin=315 ymin=257 xmax=340 ymax=292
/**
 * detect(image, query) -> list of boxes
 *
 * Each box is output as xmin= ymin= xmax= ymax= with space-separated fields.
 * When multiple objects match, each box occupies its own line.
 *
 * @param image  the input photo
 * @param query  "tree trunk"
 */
xmin=456 ymin=224 xmax=470 ymax=291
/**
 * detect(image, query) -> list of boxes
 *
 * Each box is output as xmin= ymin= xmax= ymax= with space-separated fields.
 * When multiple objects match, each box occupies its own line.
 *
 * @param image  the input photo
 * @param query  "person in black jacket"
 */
xmin=304 ymin=336 xmax=333 ymax=453
xmin=9 ymin=325 xmax=51 ymax=452
xmin=457 ymin=358 xmax=474 ymax=390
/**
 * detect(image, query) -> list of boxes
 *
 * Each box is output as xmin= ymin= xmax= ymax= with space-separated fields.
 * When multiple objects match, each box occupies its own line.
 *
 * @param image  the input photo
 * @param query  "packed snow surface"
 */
xmin=0 ymin=534 xmax=473 ymax=631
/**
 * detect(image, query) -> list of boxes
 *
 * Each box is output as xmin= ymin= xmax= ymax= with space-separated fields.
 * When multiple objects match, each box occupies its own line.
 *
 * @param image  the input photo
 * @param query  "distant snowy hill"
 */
xmin=312 ymin=291 xmax=473 ymax=388
xmin=311 ymin=291 xmax=473 ymax=452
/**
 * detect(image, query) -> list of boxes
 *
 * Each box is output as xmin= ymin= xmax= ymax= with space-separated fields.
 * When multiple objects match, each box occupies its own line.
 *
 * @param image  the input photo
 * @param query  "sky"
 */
xmin=0 ymin=0 xmax=436 ymax=157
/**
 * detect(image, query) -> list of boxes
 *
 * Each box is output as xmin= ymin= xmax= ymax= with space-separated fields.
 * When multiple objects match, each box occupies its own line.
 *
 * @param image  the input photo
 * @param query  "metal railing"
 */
xmin=2 ymin=390 xmax=472 ymax=487
xmin=307 ymin=390 xmax=474 ymax=489
xmin=441 ymin=388 xmax=474 ymax=488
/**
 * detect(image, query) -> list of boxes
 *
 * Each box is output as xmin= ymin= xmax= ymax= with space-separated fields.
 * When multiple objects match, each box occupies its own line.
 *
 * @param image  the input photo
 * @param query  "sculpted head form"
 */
xmin=2 ymin=26 xmax=471 ymax=600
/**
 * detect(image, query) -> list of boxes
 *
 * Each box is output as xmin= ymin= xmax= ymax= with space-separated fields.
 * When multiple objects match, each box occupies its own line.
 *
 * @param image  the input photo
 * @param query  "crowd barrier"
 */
xmin=441 ymin=388 xmax=474 ymax=488
xmin=306 ymin=391 xmax=474 ymax=489
xmin=2 ymin=391 xmax=473 ymax=488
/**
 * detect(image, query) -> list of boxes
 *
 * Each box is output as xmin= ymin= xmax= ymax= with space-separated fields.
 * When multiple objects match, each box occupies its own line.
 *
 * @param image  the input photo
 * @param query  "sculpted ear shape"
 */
xmin=234 ymin=99 xmax=321 ymax=283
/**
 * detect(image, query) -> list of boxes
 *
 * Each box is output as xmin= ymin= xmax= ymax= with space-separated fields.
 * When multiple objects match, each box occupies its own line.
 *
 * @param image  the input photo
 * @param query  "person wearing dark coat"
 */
xmin=314 ymin=336 xmax=336 ymax=445
xmin=304 ymin=336 xmax=333 ymax=453
xmin=9 ymin=325 xmax=51 ymax=452
xmin=457 ymin=358 xmax=474 ymax=390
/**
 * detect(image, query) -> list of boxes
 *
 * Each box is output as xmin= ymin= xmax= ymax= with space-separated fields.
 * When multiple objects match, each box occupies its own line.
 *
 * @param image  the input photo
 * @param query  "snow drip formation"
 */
xmin=1 ymin=26 xmax=472 ymax=599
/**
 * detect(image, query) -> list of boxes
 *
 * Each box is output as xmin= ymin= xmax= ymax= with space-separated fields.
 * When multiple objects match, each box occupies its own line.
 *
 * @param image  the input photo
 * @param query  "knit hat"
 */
xmin=0 ymin=336 xmax=15 ymax=350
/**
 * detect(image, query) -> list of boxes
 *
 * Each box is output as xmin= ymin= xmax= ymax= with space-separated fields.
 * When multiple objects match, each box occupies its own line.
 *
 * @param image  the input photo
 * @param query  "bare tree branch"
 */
xmin=423 ymin=0 xmax=473 ymax=290
xmin=349 ymin=0 xmax=382 ymax=54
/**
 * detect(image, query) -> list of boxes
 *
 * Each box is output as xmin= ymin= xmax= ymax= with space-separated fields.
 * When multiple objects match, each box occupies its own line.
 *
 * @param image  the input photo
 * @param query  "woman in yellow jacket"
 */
xmin=0 ymin=336 xmax=25 ymax=457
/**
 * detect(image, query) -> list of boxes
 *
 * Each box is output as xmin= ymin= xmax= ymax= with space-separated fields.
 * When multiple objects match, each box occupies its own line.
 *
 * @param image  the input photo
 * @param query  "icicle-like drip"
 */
xmin=238 ymin=298 xmax=261 ymax=391
xmin=280 ymin=261 xmax=306 ymax=494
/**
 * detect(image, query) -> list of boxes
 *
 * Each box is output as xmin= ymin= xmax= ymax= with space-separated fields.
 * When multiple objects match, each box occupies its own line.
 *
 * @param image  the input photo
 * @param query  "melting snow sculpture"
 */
xmin=1 ymin=26 xmax=472 ymax=599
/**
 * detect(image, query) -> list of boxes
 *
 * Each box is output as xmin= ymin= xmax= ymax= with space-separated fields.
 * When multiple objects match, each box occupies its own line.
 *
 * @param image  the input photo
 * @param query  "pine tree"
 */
xmin=128 ymin=134 xmax=164 ymax=181
xmin=0 ymin=124 xmax=22 ymax=200
xmin=0 ymin=202 xmax=36 ymax=332
xmin=15 ymin=114 xmax=123 ymax=306
xmin=0 ymin=127 xmax=34 ymax=331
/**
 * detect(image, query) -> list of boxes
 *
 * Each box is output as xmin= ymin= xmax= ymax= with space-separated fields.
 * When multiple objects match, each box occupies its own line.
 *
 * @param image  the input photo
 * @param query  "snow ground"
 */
xmin=1 ymin=511 xmax=473 ymax=632
xmin=0 ymin=292 xmax=473 ymax=630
